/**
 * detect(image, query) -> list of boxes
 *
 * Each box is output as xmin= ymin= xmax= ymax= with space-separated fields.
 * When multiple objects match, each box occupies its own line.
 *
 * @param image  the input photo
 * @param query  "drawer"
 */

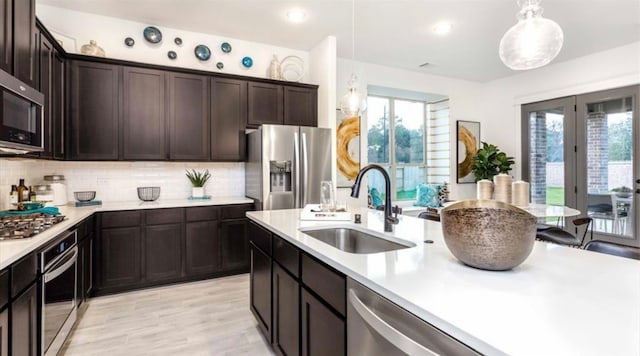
xmin=186 ymin=206 xmax=219 ymax=222
xmin=302 ymin=253 xmax=346 ymax=316
xmin=101 ymin=211 xmax=142 ymax=228
xmin=0 ymin=269 xmax=8 ymax=309
xmin=221 ymin=204 xmax=254 ymax=220
xmin=11 ymin=254 xmax=37 ymax=298
xmin=146 ymin=208 xmax=183 ymax=225
xmin=273 ymin=235 xmax=299 ymax=278
xmin=248 ymin=221 xmax=271 ymax=255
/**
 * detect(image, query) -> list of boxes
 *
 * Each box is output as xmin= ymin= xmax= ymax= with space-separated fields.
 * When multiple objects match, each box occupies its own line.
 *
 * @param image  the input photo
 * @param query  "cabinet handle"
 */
xmin=348 ymin=289 xmax=440 ymax=356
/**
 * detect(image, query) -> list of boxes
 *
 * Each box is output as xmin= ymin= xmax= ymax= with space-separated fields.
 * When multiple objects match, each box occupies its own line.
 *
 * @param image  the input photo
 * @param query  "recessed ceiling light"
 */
xmin=433 ymin=21 xmax=453 ymax=35
xmin=287 ymin=9 xmax=307 ymax=23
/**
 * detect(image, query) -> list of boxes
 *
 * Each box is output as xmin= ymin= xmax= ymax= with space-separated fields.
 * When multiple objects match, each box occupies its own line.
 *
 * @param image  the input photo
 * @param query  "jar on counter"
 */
xmin=43 ymin=175 xmax=68 ymax=206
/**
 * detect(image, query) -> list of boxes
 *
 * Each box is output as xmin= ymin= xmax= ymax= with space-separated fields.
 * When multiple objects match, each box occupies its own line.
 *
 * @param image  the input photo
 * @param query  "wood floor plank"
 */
xmin=61 ymin=274 xmax=274 ymax=356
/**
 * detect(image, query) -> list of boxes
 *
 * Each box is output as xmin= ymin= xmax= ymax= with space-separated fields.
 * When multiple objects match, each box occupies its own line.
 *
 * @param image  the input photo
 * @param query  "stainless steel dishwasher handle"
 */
xmin=44 ymin=247 xmax=78 ymax=283
xmin=348 ymin=289 xmax=440 ymax=356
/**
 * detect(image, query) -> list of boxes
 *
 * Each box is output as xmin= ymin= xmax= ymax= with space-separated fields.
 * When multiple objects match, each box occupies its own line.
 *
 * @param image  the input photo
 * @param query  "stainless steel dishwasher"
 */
xmin=347 ymin=278 xmax=481 ymax=356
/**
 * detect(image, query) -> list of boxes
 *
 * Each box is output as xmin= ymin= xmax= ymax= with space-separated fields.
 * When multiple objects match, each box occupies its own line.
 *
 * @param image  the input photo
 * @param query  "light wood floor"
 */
xmin=61 ymin=274 xmax=275 ymax=356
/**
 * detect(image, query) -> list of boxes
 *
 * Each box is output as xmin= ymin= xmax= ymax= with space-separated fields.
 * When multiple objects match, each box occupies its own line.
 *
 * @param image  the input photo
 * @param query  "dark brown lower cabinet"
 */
xmin=272 ymin=263 xmax=300 ymax=356
xmin=301 ymin=288 xmax=345 ymax=356
xmin=185 ymin=221 xmax=219 ymax=276
xmin=145 ymin=224 xmax=182 ymax=282
xmin=99 ymin=227 xmax=142 ymax=289
xmin=0 ymin=308 xmax=8 ymax=356
xmin=10 ymin=284 xmax=37 ymax=356
xmin=250 ymin=243 xmax=272 ymax=343
xmin=220 ymin=219 xmax=249 ymax=271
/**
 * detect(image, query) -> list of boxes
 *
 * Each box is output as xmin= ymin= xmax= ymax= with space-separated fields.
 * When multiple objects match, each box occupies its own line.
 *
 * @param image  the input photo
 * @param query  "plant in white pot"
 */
xmin=186 ymin=169 xmax=211 ymax=198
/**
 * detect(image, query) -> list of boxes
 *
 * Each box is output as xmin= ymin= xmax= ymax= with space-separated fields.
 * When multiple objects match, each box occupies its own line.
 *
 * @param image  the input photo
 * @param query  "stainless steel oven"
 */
xmin=40 ymin=230 xmax=78 ymax=356
xmin=0 ymin=68 xmax=44 ymax=153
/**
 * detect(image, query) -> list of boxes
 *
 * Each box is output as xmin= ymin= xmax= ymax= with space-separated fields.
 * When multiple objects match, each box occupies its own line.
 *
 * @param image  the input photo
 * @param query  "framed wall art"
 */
xmin=336 ymin=109 xmax=361 ymax=188
xmin=456 ymin=120 xmax=480 ymax=183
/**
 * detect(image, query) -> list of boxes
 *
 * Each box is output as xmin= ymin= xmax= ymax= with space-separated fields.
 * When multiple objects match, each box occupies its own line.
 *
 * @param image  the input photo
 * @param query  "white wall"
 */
xmin=37 ymin=5 xmax=311 ymax=82
xmin=335 ymin=59 xmax=484 ymax=206
xmin=479 ymin=41 xmax=640 ymax=181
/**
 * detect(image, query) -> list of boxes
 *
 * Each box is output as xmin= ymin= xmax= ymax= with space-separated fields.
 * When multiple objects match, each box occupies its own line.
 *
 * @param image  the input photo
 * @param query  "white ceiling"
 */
xmin=36 ymin=0 xmax=640 ymax=82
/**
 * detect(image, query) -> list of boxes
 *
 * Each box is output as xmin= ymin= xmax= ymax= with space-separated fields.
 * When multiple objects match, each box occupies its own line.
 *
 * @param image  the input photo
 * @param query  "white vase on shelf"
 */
xmin=192 ymin=187 xmax=205 ymax=198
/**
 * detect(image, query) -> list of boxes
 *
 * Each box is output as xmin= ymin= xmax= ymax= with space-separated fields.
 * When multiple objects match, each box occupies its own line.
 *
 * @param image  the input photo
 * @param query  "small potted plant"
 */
xmin=472 ymin=142 xmax=515 ymax=181
xmin=186 ymin=169 xmax=211 ymax=198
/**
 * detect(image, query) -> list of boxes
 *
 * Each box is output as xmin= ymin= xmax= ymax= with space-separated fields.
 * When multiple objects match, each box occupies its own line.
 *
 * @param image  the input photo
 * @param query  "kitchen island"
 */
xmin=247 ymin=208 xmax=640 ymax=356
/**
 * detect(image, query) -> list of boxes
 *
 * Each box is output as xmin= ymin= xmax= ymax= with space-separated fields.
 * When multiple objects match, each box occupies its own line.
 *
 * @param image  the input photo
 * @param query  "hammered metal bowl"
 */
xmin=441 ymin=199 xmax=537 ymax=271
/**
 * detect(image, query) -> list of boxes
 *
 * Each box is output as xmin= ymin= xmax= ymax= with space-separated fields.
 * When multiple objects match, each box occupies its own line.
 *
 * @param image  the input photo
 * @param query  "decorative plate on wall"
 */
xmin=124 ymin=37 xmax=135 ymax=47
xmin=143 ymin=26 xmax=162 ymax=43
xmin=216 ymin=62 xmax=224 ymax=69
xmin=194 ymin=45 xmax=211 ymax=61
xmin=280 ymin=55 xmax=305 ymax=82
xmin=221 ymin=42 xmax=232 ymax=53
xmin=242 ymin=56 xmax=253 ymax=68
xmin=167 ymin=51 xmax=177 ymax=60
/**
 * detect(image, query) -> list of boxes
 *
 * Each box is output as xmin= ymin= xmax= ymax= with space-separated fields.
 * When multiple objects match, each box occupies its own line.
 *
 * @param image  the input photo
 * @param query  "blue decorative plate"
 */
xmin=194 ymin=45 xmax=211 ymax=61
xmin=167 ymin=51 xmax=177 ymax=60
xmin=242 ymin=56 xmax=253 ymax=68
xmin=216 ymin=62 xmax=224 ymax=69
xmin=124 ymin=37 xmax=135 ymax=47
xmin=221 ymin=42 xmax=232 ymax=53
xmin=143 ymin=26 xmax=162 ymax=43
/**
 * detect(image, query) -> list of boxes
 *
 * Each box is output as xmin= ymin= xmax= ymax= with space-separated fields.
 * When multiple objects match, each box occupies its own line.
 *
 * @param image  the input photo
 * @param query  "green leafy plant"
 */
xmin=472 ymin=142 xmax=515 ymax=181
xmin=185 ymin=169 xmax=211 ymax=187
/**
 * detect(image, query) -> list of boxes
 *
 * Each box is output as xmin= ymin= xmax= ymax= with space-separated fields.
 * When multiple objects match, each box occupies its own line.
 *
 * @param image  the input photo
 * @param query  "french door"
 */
xmin=523 ymin=85 xmax=640 ymax=247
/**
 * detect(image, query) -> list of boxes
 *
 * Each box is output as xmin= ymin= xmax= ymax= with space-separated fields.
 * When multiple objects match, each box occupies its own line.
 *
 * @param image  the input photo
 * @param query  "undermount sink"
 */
xmin=299 ymin=227 xmax=414 ymax=254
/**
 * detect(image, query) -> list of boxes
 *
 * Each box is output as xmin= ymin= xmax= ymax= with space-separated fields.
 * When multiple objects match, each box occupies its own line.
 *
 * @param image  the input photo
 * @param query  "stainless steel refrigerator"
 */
xmin=246 ymin=125 xmax=332 ymax=211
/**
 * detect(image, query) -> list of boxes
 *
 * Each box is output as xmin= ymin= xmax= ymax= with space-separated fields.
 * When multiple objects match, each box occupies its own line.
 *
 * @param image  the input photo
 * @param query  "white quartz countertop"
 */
xmin=247 ymin=208 xmax=640 ymax=356
xmin=0 ymin=197 xmax=253 ymax=270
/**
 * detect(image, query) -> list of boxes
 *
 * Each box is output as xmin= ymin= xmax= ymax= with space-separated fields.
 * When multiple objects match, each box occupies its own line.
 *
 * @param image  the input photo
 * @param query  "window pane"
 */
xmin=367 ymin=166 xmax=390 ymax=207
xmin=396 ymin=167 xmax=425 ymax=200
xmin=367 ymin=97 xmax=390 ymax=164
xmin=394 ymin=100 xmax=424 ymax=164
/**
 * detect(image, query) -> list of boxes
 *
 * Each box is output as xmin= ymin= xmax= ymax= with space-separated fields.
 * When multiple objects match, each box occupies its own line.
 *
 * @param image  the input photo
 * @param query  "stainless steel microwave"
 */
xmin=0 ymin=68 xmax=44 ymax=154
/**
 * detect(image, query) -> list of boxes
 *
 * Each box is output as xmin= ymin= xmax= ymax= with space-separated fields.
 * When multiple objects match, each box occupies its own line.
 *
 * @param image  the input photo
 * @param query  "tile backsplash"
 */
xmin=0 ymin=158 xmax=244 ymax=209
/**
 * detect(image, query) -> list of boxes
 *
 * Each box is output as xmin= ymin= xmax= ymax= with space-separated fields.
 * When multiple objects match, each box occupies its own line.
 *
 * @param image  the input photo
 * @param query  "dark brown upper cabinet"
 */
xmin=0 ymin=0 xmax=12 ymax=73
xmin=52 ymin=51 xmax=65 ymax=159
xmin=68 ymin=60 xmax=120 ymax=160
xmin=284 ymin=86 xmax=317 ymax=127
xmin=168 ymin=72 xmax=210 ymax=160
xmin=247 ymin=82 xmax=283 ymax=127
xmin=211 ymin=77 xmax=247 ymax=161
xmin=12 ymin=0 xmax=37 ymax=88
xmin=122 ymin=66 xmax=167 ymax=160
xmin=38 ymin=32 xmax=53 ymax=159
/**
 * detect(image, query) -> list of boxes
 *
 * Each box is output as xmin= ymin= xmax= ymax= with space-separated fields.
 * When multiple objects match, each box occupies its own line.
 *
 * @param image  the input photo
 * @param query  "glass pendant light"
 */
xmin=340 ymin=0 xmax=366 ymax=117
xmin=499 ymin=0 xmax=564 ymax=70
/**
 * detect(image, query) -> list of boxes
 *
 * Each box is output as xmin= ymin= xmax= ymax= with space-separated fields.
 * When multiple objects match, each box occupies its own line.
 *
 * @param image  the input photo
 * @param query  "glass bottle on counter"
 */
xmin=17 ymin=179 xmax=29 ymax=202
xmin=29 ymin=186 xmax=37 ymax=202
xmin=9 ymin=185 xmax=18 ymax=205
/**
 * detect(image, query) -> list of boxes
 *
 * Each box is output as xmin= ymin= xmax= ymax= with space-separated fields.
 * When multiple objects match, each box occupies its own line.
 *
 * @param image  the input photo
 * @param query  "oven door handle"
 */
xmin=44 ymin=247 xmax=77 ymax=283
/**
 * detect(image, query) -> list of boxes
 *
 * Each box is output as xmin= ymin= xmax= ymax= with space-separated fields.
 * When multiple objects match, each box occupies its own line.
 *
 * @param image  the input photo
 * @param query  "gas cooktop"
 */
xmin=0 ymin=213 xmax=65 ymax=240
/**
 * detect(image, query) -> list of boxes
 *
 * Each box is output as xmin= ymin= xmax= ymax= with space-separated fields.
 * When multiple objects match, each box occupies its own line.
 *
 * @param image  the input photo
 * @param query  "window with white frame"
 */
xmin=366 ymin=95 xmax=450 ymax=202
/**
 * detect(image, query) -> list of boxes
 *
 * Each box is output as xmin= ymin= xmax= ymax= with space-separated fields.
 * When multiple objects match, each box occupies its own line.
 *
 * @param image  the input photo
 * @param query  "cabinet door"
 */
xmin=185 ymin=221 xmax=219 ymax=275
xmin=0 ymin=0 xmax=11 ymax=73
xmin=301 ymin=288 xmax=345 ymax=356
xmin=211 ymin=78 xmax=247 ymax=161
xmin=145 ymin=224 xmax=182 ymax=282
xmin=283 ymin=86 xmax=317 ymax=127
xmin=99 ymin=227 xmax=142 ymax=289
xmin=11 ymin=283 xmax=37 ymax=356
xmin=122 ymin=67 xmax=166 ymax=160
xmin=68 ymin=60 xmax=120 ymax=160
xmin=38 ymin=32 xmax=54 ymax=158
xmin=247 ymin=82 xmax=283 ymax=127
xmin=52 ymin=52 xmax=65 ymax=160
xmin=84 ymin=234 xmax=93 ymax=298
xmin=12 ymin=0 xmax=37 ymax=88
xmin=250 ymin=243 xmax=272 ymax=343
xmin=272 ymin=263 xmax=300 ymax=356
xmin=0 ymin=308 xmax=7 ymax=356
xmin=220 ymin=219 xmax=249 ymax=271
xmin=168 ymin=72 xmax=209 ymax=160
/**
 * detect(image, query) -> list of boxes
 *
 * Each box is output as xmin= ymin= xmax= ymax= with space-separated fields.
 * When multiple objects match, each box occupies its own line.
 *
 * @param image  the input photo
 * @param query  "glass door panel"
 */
xmin=577 ymin=85 xmax=640 ymax=246
xmin=522 ymin=97 xmax=576 ymax=226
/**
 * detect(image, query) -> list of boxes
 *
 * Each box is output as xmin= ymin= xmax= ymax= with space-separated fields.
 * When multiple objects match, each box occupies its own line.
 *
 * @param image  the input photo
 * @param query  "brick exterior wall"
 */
xmin=530 ymin=112 xmax=547 ymax=204
xmin=587 ymin=111 xmax=609 ymax=193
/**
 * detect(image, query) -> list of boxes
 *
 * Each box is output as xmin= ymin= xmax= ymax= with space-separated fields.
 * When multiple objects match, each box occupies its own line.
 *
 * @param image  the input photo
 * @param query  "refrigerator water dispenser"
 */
xmin=270 ymin=161 xmax=292 ymax=192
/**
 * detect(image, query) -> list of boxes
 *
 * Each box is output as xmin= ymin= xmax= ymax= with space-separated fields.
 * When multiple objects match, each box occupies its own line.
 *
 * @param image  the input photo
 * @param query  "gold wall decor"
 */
xmin=457 ymin=120 xmax=480 ymax=183
xmin=336 ymin=110 xmax=360 ymax=188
